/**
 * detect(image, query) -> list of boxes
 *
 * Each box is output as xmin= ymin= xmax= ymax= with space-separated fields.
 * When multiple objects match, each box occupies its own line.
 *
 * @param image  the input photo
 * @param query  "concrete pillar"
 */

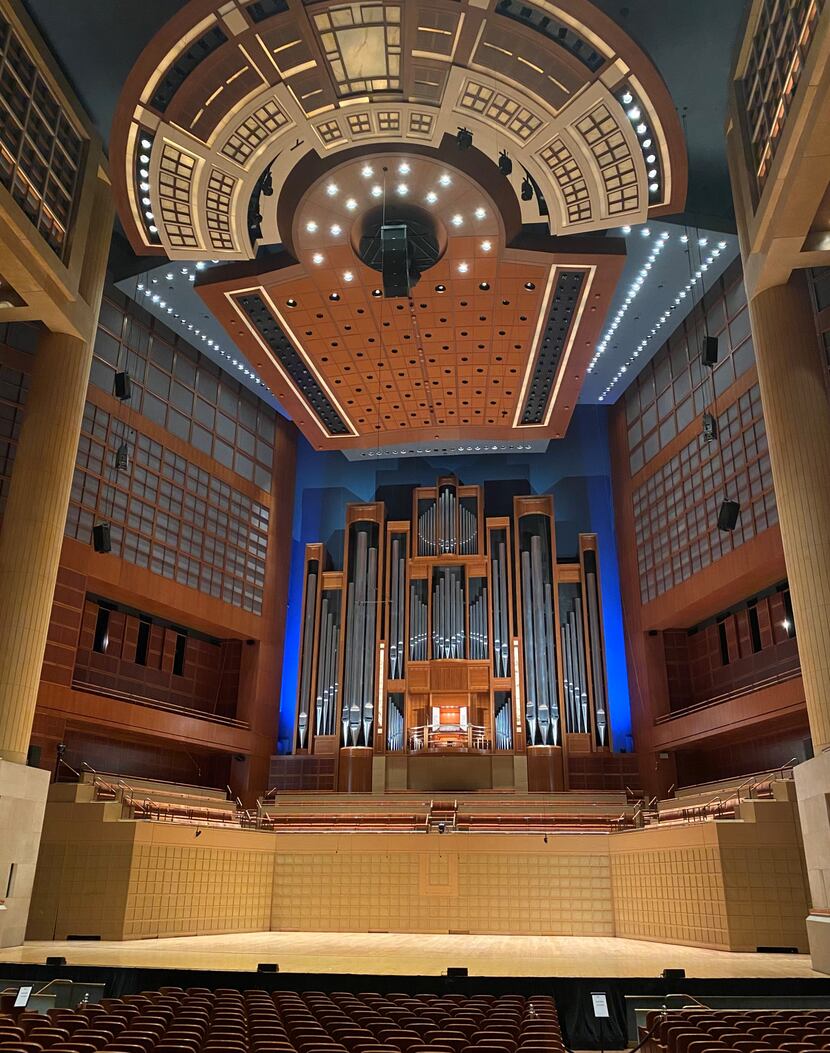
xmin=0 ymin=174 xmax=111 ymax=945
xmin=747 ymin=274 xmax=830 ymax=750
xmin=747 ymin=272 xmax=830 ymax=971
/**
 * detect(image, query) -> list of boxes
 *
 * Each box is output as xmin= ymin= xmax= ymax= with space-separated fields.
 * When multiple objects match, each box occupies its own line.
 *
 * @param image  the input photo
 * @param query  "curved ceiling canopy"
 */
xmin=111 ymin=0 xmax=687 ymax=262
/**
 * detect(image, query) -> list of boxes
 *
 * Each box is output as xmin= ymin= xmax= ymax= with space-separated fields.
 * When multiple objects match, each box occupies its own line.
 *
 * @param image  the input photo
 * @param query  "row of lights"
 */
xmin=360 ymin=441 xmax=538 ymax=458
xmin=135 ymin=268 xmax=271 ymax=393
xmin=135 ymin=133 xmax=160 ymax=243
xmin=619 ymin=90 xmax=661 ymax=197
xmin=597 ymin=237 xmax=730 ymax=401
xmin=588 ymin=229 xmax=671 ymax=374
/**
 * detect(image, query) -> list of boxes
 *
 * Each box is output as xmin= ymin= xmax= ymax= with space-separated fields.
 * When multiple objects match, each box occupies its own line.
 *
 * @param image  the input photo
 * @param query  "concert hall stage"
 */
xmin=0 ymin=932 xmax=818 ymax=979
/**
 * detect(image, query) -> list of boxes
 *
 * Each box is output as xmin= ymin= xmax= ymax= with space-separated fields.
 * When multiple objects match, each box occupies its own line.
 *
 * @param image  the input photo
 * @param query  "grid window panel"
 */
xmin=92 ymin=293 xmax=277 ymax=492
xmin=0 ymin=11 xmax=84 ymax=259
xmin=65 ymin=402 xmax=269 ymax=614
xmin=626 ymin=261 xmax=756 ymax=469
xmin=632 ymin=382 xmax=775 ymax=604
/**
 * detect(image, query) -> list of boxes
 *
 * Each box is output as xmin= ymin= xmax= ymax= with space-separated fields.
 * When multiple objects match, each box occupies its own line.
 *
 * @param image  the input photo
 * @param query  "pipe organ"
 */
xmin=294 ymin=478 xmax=614 ymax=792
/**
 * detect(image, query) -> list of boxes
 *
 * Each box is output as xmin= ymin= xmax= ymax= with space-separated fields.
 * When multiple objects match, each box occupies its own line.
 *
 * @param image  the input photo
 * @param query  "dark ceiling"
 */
xmin=24 ymin=0 xmax=747 ymax=232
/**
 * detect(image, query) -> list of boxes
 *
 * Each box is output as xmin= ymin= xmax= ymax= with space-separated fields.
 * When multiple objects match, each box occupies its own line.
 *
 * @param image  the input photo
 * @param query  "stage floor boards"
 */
xmin=0 ymin=933 xmax=817 ymax=978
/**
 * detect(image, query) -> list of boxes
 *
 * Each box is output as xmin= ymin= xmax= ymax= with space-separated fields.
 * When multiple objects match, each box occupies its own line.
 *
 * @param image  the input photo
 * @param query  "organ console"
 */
xmin=294 ymin=477 xmax=613 ymax=792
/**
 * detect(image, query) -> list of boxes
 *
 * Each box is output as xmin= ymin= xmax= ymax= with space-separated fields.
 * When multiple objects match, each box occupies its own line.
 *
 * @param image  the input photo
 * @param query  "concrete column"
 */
xmin=0 ymin=174 xmax=111 ymax=945
xmin=748 ymin=272 xmax=830 ymax=971
xmin=747 ymin=274 xmax=830 ymax=750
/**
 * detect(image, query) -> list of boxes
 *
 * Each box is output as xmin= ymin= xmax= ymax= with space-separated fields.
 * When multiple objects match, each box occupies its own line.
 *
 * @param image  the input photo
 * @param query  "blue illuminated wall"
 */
xmin=278 ymin=404 xmax=631 ymax=752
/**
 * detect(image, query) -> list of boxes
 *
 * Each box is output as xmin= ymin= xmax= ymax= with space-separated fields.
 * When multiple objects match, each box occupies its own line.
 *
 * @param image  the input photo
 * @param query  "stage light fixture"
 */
xmin=498 ymin=150 xmax=512 ymax=176
xmin=456 ymin=126 xmax=473 ymax=150
xmin=521 ymin=173 xmax=533 ymax=201
xmin=702 ymin=413 xmax=717 ymax=442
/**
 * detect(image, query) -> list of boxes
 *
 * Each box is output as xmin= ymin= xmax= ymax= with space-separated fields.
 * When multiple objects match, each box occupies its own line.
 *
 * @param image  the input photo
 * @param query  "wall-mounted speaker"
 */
xmin=717 ymin=499 xmax=740 ymax=532
xmin=92 ymin=522 xmax=111 ymax=553
xmin=114 ymin=371 xmax=132 ymax=401
xmin=702 ymin=335 xmax=719 ymax=367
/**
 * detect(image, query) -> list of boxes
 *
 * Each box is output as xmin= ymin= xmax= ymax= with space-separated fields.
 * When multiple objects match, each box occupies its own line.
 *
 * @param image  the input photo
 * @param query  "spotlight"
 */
xmin=498 ymin=150 xmax=512 ymax=176
xmin=702 ymin=412 xmax=717 ymax=442
xmin=521 ymin=172 xmax=533 ymax=201
xmin=456 ymin=126 xmax=473 ymax=150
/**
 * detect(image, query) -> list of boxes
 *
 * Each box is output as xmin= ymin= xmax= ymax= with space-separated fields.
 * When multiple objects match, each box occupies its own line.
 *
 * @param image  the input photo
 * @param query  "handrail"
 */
xmin=56 ymin=757 xmax=81 ymax=780
xmin=70 ymin=679 xmax=250 ymax=729
xmin=655 ymin=666 xmax=801 ymax=723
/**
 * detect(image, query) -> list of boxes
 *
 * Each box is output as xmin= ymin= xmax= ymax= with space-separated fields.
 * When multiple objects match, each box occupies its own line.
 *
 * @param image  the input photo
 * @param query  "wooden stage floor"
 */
xmin=0 ymin=933 xmax=818 ymax=978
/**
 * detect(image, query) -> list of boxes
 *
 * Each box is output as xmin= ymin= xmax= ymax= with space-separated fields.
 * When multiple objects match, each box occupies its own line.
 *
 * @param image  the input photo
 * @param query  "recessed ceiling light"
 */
xmin=166 ymin=272 xmax=174 ymax=280
xmin=622 ymin=225 xmax=631 ymax=234
xmin=330 ymin=224 xmax=342 ymax=236
xmin=372 ymin=288 xmax=382 ymax=297
xmin=479 ymin=281 xmax=490 ymax=291
xmin=642 ymin=227 xmax=651 ymax=237
xmin=361 ymin=164 xmax=373 ymax=179
xmin=396 ymin=183 xmax=408 ymax=196
xmin=621 ymin=91 xmax=633 ymax=105
xmin=425 ymin=191 xmax=438 ymax=204
xmin=649 ymin=182 xmax=659 ymax=192
xmin=345 ymin=198 xmax=358 ymax=211
xmin=371 ymin=184 xmax=382 ymax=198
xmin=312 ymin=252 xmax=324 ymax=264
xmin=326 ymin=182 xmax=338 ymax=196
xmin=451 ymin=214 xmax=463 ymax=227
xmin=524 ymin=281 xmax=536 ymax=291
xmin=306 ymin=220 xmax=318 ymax=232
xmin=699 ymin=237 xmax=708 ymax=246
xmin=481 ymin=240 xmax=492 ymax=252
xmin=474 ymin=206 xmax=486 ymax=220
xmin=343 ymin=270 xmax=354 ymax=282
xmin=195 ymin=261 xmax=206 ymax=270
xmin=457 ymin=262 xmax=469 ymax=274
xmin=439 ymin=173 xmax=451 ymax=187
xmin=398 ymin=162 xmax=411 ymax=175
xmin=286 ymin=298 xmax=297 ymax=308
xmin=636 ymin=123 xmax=647 ymax=135
xmin=435 ymin=284 xmax=446 ymax=292
xmin=329 ymin=292 xmax=340 ymax=301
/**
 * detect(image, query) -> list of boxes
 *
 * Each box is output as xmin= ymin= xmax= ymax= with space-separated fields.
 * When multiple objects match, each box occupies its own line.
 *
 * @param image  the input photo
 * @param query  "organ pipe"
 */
xmin=341 ymin=521 xmax=380 ymax=747
xmin=298 ymin=480 xmax=614 ymax=769
xmin=583 ymin=548 xmax=609 ymax=747
xmin=388 ymin=532 xmax=407 ymax=680
xmin=517 ymin=512 xmax=559 ymax=746
xmin=312 ymin=587 xmax=341 ymax=738
xmin=295 ymin=558 xmax=319 ymax=749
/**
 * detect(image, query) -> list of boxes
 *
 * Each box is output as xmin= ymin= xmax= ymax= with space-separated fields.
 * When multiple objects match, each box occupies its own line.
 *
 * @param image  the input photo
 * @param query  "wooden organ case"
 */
xmin=294 ymin=479 xmax=612 ymax=792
